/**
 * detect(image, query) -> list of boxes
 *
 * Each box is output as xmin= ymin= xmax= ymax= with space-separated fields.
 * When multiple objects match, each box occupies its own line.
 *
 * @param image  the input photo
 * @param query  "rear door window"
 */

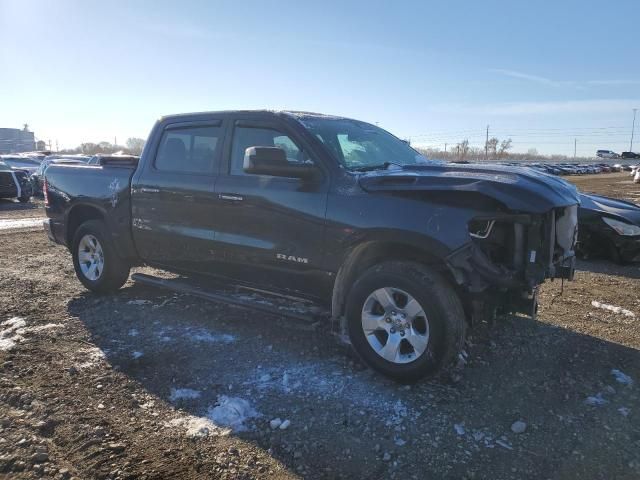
xmin=155 ymin=125 xmax=222 ymax=174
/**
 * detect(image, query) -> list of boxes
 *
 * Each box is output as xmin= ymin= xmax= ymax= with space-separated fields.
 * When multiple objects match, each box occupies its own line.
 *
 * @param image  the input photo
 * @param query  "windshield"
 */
xmin=297 ymin=116 xmax=431 ymax=171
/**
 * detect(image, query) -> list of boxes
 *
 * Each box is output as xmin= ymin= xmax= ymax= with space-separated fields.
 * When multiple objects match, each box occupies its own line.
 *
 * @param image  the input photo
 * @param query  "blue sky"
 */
xmin=1 ymin=0 xmax=639 ymax=155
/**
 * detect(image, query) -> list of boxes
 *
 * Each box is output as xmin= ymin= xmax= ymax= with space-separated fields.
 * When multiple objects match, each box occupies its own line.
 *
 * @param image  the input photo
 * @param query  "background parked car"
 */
xmin=578 ymin=192 xmax=640 ymax=263
xmin=0 ymin=160 xmax=32 ymax=202
xmin=621 ymin=152 xmax=640 ymax=159
xmin=86 ymin=153 xmax=140 ymax=165
xmin=596 ymin=150 xmax=619 ymax=159
xmin=30 ymin=155 xmax=90 ymax=196
xmin=0 ymin=155 xmax=41 ymax=175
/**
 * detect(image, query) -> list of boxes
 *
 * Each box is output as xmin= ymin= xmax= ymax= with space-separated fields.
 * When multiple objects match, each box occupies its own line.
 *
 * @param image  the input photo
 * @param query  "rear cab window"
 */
xmin=155 ymin=125 xmax=223 ymax=175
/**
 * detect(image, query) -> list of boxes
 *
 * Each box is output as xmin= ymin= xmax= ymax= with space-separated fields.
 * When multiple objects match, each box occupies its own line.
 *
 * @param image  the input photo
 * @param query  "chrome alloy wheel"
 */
xmin=78 ymin=234 xmax=104 ymax=281
xmin=361 ymin=287 xmax=430 ymax=364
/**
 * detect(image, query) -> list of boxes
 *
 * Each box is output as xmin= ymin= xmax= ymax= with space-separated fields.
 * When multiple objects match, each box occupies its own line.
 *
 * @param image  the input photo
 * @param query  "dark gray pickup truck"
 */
xmin=44 ymin=110 xmax=579 ymax=381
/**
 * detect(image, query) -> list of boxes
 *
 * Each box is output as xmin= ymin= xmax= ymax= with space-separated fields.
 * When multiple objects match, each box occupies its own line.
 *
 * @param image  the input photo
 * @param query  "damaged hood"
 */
xmin=357 ymin=163 xmax=579 ymax=213
xmin=579 ymin=193 xmax=640 ymax=225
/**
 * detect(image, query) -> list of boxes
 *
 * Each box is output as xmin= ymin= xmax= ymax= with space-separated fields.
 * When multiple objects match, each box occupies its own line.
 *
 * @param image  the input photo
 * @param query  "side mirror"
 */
xmin=243 ymin=146 xmax=316 ymax=179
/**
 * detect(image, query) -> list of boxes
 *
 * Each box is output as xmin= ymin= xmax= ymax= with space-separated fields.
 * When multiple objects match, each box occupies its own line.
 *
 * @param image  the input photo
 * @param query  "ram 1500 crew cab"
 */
xmin=44 ymin=111 xmax=579 ymax=381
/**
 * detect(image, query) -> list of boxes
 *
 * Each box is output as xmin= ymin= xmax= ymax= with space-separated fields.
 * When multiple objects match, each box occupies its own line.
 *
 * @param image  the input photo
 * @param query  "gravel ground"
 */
xmin=0 ymin=173 xmax=638 ymax=479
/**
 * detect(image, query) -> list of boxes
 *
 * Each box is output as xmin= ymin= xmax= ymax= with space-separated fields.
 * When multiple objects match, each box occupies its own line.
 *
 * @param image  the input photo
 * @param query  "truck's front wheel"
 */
xmin=72 ymin=220 xmax=130 ymax=293
xmin=346 ymin=261 xmax=465 ymax=382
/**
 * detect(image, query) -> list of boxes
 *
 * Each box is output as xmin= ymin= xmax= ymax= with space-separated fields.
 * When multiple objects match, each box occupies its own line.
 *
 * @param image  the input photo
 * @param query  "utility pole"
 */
xmin=484 ymin=125 xmax=489 ymax=161
xmin=631 ymin=108 xmax=637 ymax=152
xmin=444 ymin=143 xmax=447 ymax=153
xmin=56 ymin=140 xmax=59 ymax=152
xmin=574 ymin=138 xmax=577 ymax=159
xmin=114 ymin=136 xmax=118 ymax=147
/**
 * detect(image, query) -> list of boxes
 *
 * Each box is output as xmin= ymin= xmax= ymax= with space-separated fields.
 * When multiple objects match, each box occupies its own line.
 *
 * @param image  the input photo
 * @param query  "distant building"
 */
xmin=0 ymin=125 xmax=36 ymax=154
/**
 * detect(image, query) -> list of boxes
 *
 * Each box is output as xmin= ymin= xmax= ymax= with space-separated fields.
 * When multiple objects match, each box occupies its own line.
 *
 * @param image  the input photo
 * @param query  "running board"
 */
xmin=131 ymin=273 xmax=327 ymax=324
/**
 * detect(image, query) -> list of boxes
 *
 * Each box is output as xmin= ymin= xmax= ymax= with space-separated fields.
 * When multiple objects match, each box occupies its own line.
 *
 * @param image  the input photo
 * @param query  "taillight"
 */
xmin=43 ymin=178 xmax=49 ymax=206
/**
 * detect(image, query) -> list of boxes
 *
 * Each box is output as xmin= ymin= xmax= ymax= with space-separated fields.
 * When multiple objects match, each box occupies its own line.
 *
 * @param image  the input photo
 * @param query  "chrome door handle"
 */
xmin=140 ymin=187 xmax=160 ymax=194
xmin=218 ymin=194 xmax=244 ymax=202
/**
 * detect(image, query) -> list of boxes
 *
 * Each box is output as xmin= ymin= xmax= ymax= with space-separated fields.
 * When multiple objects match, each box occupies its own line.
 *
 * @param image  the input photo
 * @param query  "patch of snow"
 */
xmin=454 ymin=423 xmax=466 ymax=435
xmin=187 ymin=329 xmax=235 ymax=344
xmin=206 ymin=396 xmax=259 ymax=432
xmin=618 ymin=406 xmax=631 ymax=417
xmin=591 ymin=301 xmax=635 ymax=317
xmin=386 ymin=400 xmax=409 ymax=427
xmin=128 ymin=329 xmax=139 ymax=337
xmin=168 ymin=415 xmax=223 ymax=438
xmin=0 ymin=318 xmax=59 ymax=351
xmin=152 ymin=298 xmax=174 ymax=309
xmin=1 ymin=317 xmax=26 ymax=330
xmin=585 ymin=393 xmax=609 ymax=406
xmin=169 ymin=388 xmax=201 ymax=403
xmin=18 ymin=323 xmax=63 ymax=334
xmin=0 ymin=336 xmax=21 ymax=351
xmin=0 ymin=217 xmax=44 ymax=231
xmin=246 ymin=364 xmax=421 ymax=425
xmin=279 ymin=419 xmax=291 ymax=430
xmin=131 ymin=351 xmax=144 ymax=359
xmin=270 ymin=418 xmax=282 ymax=429
xmin=510 ymin=420 xmax=527 ymax=434
xmin=611 ymin=369 xmax=634 ymax=386
xmin=127 ymin=299 xmax=152 ymax=306
xmin=394 ymin=437 xmax=407 ymax=446
xmin=495 ymin=439 xmax=513 ymax=450
xmin=0 ymin=317 xmax=27 ymax=351
xmin=76 ymin=346 xmax=107 ymax=369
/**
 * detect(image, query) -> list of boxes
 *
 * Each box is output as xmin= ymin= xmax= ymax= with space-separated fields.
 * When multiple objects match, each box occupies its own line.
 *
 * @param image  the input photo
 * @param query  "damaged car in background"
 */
xmin=43 ymin=110 xmax=579 ymax=381
xmin=577 ymin=192 xmax=640 ymax=263
xmin=0 ymin=159 xmax=32 ymax=202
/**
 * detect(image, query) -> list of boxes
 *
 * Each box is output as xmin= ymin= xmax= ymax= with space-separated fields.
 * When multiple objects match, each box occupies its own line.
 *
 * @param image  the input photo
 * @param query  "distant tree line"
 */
xmin=414 ymin=137 xmax=593 ymax=163
xmin=59 ymin=137 xmax=146 ymax=156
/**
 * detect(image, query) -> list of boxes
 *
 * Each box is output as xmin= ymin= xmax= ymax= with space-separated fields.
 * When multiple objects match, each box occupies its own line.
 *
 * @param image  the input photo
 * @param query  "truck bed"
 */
xmin=44 ymin=163 xmax=138 ymax=259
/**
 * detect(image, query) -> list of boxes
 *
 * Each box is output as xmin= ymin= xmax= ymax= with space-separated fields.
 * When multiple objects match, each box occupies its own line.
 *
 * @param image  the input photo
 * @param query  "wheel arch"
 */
xmin=65 ymin=203 xmax=106 ymax=247
xmin=331 ymin=239 xmax=454 ymax=327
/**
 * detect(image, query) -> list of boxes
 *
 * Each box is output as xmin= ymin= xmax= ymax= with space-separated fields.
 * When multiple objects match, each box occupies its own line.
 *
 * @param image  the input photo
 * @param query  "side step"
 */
xmin=131 ymin=273 xmax=328 ymax=325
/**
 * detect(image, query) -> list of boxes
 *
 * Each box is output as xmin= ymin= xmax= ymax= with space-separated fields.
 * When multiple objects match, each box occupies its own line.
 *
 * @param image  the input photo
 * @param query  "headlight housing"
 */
xmin=602 ymin=217 xmax=640 ymax=236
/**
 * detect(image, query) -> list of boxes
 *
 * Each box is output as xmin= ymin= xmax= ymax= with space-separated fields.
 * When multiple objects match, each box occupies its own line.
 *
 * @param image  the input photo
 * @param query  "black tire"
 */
xmin=17 ymin=194 xmax=29 ymax=203
xmin=606 ymin=239 xmax=626 ymax=265
xmin=72 ymin=220 xmax=130 ymax=293
xmin=345 ymin=261 xmax=465 ymax=382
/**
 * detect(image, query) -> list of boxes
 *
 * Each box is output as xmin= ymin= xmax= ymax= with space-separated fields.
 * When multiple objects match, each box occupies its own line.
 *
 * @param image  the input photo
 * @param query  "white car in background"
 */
xmin=596 ymin=150 xmax=619 ymax=159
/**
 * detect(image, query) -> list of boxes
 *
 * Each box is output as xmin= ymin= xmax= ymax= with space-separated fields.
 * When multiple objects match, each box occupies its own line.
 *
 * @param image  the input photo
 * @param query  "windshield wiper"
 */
xmin=350 ymin=161 xmax=402 ymax=172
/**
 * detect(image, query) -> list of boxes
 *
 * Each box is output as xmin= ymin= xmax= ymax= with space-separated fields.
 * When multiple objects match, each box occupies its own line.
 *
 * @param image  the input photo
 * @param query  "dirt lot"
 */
xmin=0 ymin=173 xmax=639 ymax=480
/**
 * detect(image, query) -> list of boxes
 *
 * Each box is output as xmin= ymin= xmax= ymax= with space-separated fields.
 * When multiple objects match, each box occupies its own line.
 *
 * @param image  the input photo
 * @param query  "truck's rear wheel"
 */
xmin=72 ymin=220 xmax=130 ymax=293
xmin=345 ymin=261 xmax=465 ymax=382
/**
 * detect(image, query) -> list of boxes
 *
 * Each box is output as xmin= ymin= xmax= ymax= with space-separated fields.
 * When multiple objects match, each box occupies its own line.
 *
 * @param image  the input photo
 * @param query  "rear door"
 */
xmin=211 ymin=115 xmax=331 ymax=298
xmin=132 ymin=118 xmax=226 ymax=273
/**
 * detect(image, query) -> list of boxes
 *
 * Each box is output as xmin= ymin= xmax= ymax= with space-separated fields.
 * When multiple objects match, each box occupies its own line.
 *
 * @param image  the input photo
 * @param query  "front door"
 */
xmin=211 ymin=116 xmax=331 ymax=299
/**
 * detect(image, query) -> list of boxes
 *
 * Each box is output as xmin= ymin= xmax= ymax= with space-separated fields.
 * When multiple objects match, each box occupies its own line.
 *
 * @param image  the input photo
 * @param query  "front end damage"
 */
xmin=447 ymin=204 xmax=578 ymax=323
xmin=357 ymin=163 xmax=581 ymax=323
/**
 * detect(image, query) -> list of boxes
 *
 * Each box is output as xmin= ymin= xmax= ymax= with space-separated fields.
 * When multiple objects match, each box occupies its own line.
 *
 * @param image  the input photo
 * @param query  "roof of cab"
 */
xmin=158 ymin=109 xmax=350 ymax=122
